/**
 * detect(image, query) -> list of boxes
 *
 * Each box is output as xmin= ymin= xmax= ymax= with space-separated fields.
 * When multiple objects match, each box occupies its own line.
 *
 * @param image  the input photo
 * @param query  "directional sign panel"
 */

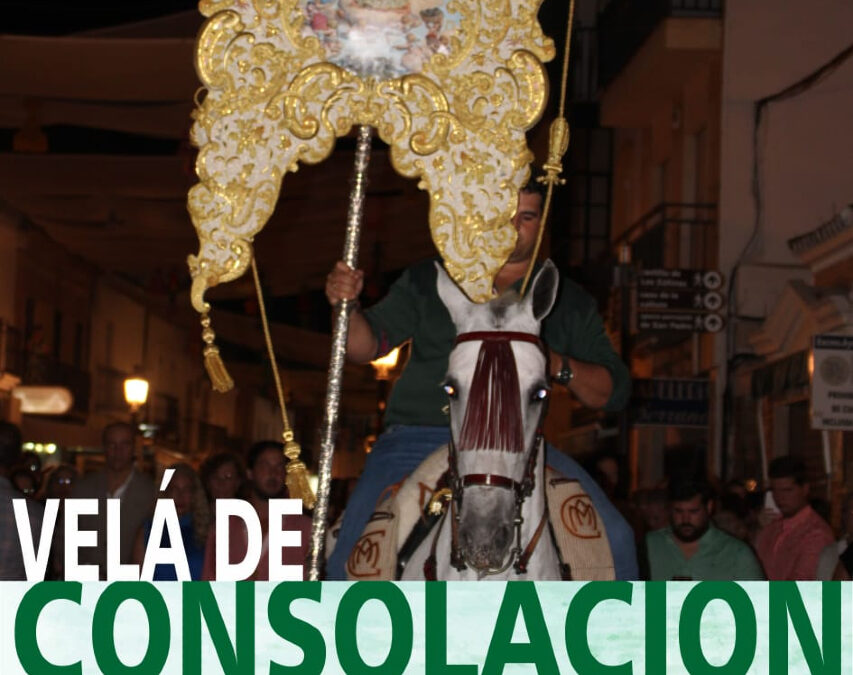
xmin=637 ymin=289 xmax=724 ymax=311
xmin=635 ymin=269 xmax=725 ymax=334
xmin=631 ymin=378 xmax=710 ymax=428
xmin=638 ymin=268 xmax=723 ymax=291
xmin=637 ymin=311 xmax=725 ymax=333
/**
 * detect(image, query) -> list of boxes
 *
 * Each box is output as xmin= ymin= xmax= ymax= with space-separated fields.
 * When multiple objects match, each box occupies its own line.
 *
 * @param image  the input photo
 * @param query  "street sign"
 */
xmin=637 ymin=289 xmax=723 ymax=311
xmin=635 ymin=269 xmax=725 ymax=333
xmin=631 ymin=378 xmax=710 ymax=428
xmin=811 ymin=334 xmax=853 ymax=430
xmin=638 ymin=268 xmax=723 ymax=291
xmin=637 ymin=311 xmax=724 ymax=333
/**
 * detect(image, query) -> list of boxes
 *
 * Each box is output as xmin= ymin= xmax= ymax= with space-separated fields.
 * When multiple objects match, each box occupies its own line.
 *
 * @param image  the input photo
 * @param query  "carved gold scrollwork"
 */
xmin=189 ymin=0 xmax=553 ymax=308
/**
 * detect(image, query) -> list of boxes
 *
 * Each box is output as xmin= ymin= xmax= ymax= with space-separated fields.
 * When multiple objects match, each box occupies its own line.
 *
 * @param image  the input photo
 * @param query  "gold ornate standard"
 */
xmin=187 ymin=0 xmax=554 ymax=308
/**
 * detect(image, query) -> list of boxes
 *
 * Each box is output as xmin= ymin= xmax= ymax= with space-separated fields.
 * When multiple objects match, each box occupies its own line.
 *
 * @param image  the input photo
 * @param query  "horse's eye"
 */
xmin=443 ymin=383 xmax=457 ymax=399
xmin=531 ymin=387 xmax=549 ymax=402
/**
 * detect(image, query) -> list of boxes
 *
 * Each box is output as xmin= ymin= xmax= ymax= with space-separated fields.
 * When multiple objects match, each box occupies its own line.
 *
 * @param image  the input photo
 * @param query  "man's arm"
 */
xmin=342 ymin=309 xmax=380 ymax=364
xmin=791 ymin=528 xmax=836 ymax=580
xmin=544 ymin=280 xmax=630 ymax=411
xmin=732 ymin=542 xmax=765 ymax=581
xmin=325 ymin=261 xmax=378 ymax=363
xmin=548 ymin=350 xmax=613 ymax=410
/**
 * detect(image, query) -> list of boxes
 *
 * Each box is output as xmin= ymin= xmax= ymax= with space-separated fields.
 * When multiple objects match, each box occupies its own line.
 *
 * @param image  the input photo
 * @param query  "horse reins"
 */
xmin=425 ymin=330 xmax=550 ymax=578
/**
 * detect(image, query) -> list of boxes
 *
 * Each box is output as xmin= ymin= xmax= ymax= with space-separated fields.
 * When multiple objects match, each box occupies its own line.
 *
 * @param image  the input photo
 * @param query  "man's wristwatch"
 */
xmin=553 ymin=355 xmax=574 ymax=387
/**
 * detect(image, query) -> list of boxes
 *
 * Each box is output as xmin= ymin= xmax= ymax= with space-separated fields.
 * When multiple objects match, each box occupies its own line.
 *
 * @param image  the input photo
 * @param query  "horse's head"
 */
xmin=436 ymin=260 xmax=559 ymax=574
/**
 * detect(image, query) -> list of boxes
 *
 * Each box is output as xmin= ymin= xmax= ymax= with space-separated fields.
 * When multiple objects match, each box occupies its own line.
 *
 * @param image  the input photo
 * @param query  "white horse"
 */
xmin=399 ymin=260 xmax=564 ymax=580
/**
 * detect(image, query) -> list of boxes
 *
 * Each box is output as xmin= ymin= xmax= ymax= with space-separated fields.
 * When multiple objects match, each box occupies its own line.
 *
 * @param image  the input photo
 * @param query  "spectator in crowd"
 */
xmin=817 ymin=492 xmax=853 ymax=580
xmin=644 ymin=477 xmax=764 ymax=580
xmin=725 ymin=478 xmax=747 ymax=499
xmin=0 ymin=422 xmax=44 ymax=580
xmin=200 ymin=452 xmax=245 ymax=510
xmin=633 ymin=487 xmax=669 ymax=534
xmin=134 ymin=462 xmax=209 ymax=580
xmin=19 ymin=450 xmax=42 ymax=492
xmin=202 ymin=441 xmax=312 ymax=580
xmin=589 ymin=451 xmax=621 ymax=500
xmin=712 ymin=491 xmax=751 ymax=542
xmin=42 ymin=464 xmax=77 ymax=501
xmin=69 ymin=421 xmax=154 ymax=579
xmin=755 ymin=456 xmax=834 ymax=580
xmin=35 ymin=463 xmax=78 ymax=580
xmin=11 ymin=467 xmax=37 ymax=498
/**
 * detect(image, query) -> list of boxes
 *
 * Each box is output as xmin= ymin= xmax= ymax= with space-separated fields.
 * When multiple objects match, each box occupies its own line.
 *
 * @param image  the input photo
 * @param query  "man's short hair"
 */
xmin=521 ymin=166 xmax=547 ymax=201
xmin=247 ymin=441 xmax=284 ymax=470
xmin=420 ymin=7 xmax=442 ymax=20
xmin=102 ymin=421 xmax=134 ymax=446
xmin=0 ymin=421 xmax=23 ymax=469
xmin=768 ymin=456 xmax=807 ymax=485
xmin=668 ymin=476 xmax=713 ymax=505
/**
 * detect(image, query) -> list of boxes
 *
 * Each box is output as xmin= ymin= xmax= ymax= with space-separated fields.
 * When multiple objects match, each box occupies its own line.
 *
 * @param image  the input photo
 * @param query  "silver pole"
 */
xmin=308 ymin=124 xmax=374 ymax=580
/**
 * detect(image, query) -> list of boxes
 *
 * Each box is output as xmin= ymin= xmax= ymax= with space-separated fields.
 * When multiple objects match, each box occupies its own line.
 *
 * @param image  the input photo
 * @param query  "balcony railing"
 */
xmin=613 ymin=202 xmax=717 ymax=270
xmin=598 ymin=0 xmax=723 ymax=87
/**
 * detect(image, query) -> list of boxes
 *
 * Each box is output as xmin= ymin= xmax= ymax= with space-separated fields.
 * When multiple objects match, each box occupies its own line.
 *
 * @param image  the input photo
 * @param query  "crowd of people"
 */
xmin=0 ymin=419 xmax=311 ymax=581
xmin=1 ymin=412 xmax=850 ymax=581
xmin=598 ymin=453 xmax=845 ymax=581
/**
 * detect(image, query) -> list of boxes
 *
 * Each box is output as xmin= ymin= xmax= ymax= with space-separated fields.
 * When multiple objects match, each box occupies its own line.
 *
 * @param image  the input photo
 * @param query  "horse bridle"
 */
xmin=440 ymin=330 xmax=550 ymax=576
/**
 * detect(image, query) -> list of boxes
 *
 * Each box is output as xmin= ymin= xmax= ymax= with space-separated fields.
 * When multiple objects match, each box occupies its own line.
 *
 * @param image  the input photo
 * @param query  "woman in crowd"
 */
xmin=134 ymin=462 xmax=209 ymax=580
xmin=200 ymin=452 xmax=246 ymax=507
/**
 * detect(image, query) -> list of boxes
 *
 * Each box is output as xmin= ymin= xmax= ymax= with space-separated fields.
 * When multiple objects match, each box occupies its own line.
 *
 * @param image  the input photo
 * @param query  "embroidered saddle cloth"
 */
xmin=342 ymin=447 xmax=615 ymax=580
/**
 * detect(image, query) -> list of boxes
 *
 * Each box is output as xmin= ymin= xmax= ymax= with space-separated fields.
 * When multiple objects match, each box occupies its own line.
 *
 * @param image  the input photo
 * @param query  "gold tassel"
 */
xmin=201 ymin=313 xmax=234 ymax=392
xmin=283 ymin=431 xmax=316 ymax=509
xmin=540 ymin=117 xmax=569 ymax=186
xmin=203 ymin=345 xmax=234 ymax=393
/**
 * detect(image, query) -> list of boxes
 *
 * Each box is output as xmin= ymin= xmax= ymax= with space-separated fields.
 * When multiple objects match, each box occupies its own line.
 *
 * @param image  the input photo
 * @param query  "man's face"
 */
xmin=250 ymin=448 xmax=286 ymax=500
xmin=670 ymin=494 xmax=711 ymax=543
xmin=770 ymin=476 xmax=809 ymax=517
xmin=208 ymin=461 xmax=241 ymax=500
xmin=104 ymin=426 xmax=135 ymax=475
xmin=507 ymin=191 xmax=543 ymax=264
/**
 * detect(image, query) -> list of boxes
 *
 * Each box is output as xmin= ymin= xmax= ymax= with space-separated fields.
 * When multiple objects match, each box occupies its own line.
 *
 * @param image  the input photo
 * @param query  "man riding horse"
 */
xmin=325 ymin=172 xmax=637 ymax=580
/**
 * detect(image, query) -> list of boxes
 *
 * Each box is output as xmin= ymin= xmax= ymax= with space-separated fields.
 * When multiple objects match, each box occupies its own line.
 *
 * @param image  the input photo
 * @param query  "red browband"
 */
xmin=454 ymin=331 xmax=545 ymax=351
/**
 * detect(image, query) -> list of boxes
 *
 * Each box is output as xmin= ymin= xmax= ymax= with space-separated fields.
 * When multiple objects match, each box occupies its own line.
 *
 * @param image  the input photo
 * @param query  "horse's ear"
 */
xmin=528 ymin=259 xmax=559 ymax=321
xmin=435 ymin=261 xmax=471 ymax=324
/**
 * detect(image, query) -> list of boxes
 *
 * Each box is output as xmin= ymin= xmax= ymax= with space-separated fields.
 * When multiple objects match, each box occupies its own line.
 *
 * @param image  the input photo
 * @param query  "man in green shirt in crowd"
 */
xmin=644 ymin=476 xmax=764 ymax=581
xmin=325 ymin=173 xmax=636 ymax=579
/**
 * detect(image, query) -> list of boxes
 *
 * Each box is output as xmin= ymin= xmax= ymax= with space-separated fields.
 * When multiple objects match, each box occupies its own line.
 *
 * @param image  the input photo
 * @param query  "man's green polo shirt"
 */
xmin=645 ymin=525 xmax=765 ymax=581
xmin=363 ymin=258 xmax=630 ymax=428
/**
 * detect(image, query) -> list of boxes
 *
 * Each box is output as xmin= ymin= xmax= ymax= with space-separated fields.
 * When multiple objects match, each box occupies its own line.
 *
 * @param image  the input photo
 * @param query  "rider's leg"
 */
xmin=326 ymin=425 xmax=451 ymax=580
xmin=544 ymin=444 xmax=639 ymax=580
